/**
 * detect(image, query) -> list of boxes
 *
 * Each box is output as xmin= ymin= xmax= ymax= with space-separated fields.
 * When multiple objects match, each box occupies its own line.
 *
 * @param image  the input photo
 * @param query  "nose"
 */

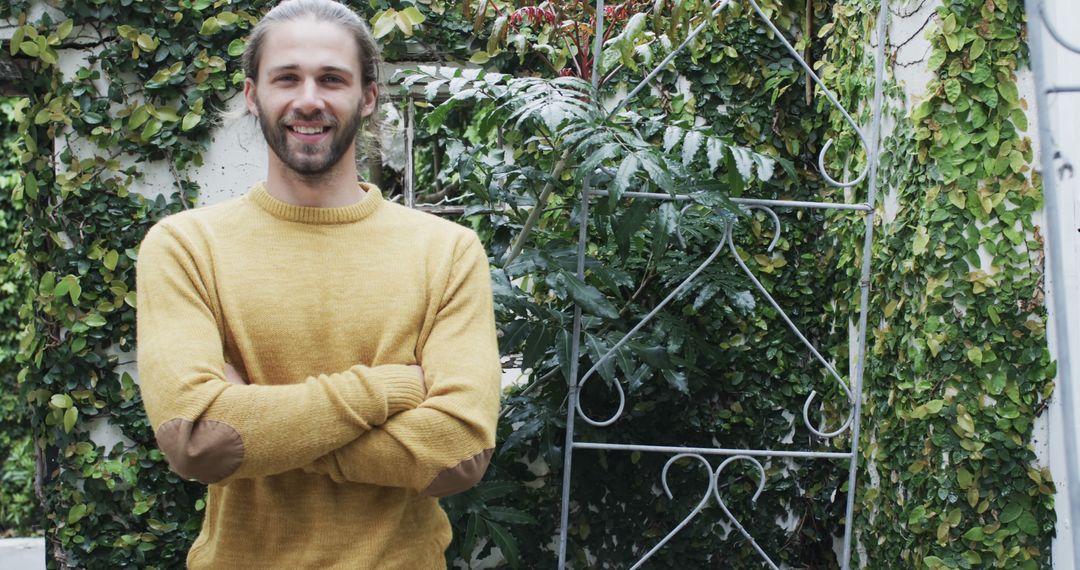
xmin=294 ymin=77 xmax=325 ymax=114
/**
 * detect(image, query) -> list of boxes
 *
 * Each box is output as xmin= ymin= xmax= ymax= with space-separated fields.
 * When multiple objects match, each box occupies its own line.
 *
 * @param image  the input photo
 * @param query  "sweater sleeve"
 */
xmin=136 ymin=222 xmax=425 ymax=485
xmin=302 ymin=234 xmax=502 ymax=496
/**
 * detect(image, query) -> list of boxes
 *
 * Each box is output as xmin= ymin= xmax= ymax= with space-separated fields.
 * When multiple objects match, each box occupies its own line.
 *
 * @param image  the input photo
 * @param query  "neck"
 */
xmin=264 ymin=158 xmax=366 ymax=208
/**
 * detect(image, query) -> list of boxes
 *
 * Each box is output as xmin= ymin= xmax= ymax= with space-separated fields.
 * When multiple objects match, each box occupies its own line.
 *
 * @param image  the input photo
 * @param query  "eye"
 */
xmin=274 ymin=74 xmax=299 ymax=83
xmin=321 ymin=75 xmax=346 ymax=85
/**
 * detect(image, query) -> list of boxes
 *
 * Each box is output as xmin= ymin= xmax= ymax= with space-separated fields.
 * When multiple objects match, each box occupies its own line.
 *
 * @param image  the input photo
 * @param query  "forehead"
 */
xmin=259 ymin=17 xmax=361 ymax=77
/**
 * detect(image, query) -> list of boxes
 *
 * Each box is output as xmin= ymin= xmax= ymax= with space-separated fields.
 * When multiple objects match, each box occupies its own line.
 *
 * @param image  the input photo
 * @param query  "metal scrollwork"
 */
xmin=629 ymin=454 xmax=779 ymax=569
xmin=575 ymin=234 xmax=730 ymax=427
xmin=744 ymin=0 xmax=871 ymax=188
xmin=724 ymin=208 xmax=855 ymax=438
xmin=629 ymin=454 xmax=716 ymax=569
xmin=712 ymin=456 xmax=780 ymax=570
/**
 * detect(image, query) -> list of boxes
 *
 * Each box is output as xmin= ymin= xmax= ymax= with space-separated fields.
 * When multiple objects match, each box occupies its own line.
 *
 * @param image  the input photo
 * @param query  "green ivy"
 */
xmin=816 ymin=1 xmax=1056 ymax=568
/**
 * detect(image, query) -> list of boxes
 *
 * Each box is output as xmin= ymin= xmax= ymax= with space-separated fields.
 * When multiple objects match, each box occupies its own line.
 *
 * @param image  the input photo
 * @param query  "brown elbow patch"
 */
xmin=423 ymin=448 xmax=493 ymax=497
xmin=155 ymin=418 xmax=244 ymax=484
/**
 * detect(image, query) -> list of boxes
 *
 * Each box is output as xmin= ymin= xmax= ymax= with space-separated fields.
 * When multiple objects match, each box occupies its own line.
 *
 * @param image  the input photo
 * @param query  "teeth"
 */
xmin=292 ymin=126 xmax=326 ymax=135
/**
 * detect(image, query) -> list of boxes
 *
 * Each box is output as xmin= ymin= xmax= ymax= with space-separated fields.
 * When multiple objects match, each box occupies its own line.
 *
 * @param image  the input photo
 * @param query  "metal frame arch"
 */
xmin=556 ymin=0 xmax=891 ymax=567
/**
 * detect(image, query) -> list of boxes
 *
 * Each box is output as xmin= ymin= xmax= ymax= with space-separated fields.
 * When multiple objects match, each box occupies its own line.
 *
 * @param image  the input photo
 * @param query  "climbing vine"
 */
xmin=1 ymin=0 xmax=1057 ymax=568
xmin=816 ymin=0 xmax=1057 ymax=568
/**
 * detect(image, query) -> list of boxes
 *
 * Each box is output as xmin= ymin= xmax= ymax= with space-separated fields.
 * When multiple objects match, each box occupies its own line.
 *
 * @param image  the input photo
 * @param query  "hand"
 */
xmin=223 ymin=362 xmax=249 ymax=385
xmin=409 ymin=365 xmax=427 ymax=398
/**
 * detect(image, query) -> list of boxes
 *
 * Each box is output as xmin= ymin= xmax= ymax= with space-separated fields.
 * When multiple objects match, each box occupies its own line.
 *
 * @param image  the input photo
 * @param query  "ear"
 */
xmin=359 ymin=82 xmax=378 ymax=118
xmin=243 ymin=77 xmax=259 ymax=117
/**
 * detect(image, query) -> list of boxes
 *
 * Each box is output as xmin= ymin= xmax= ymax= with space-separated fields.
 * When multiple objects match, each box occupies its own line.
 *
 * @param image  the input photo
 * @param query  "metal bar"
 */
xmin=1047 ymin=86 xmax=1080 ymax=94
xmin=557 ymin=0 xmax=607 ymax=564
xmin=592 ymin=189 xmax=873 ymax=211
xmin=573 ymin=442 xmax=852 ymax=460
xmin=839 ymin=0 xmax=888 ymax=566
xmin=1038 ymin=0 xmax=1080 ymax=54
xmin=607 ymin=0 xmax=736 ymax=121
xmin=1026 ymin=2 xmax=1080 ymax=569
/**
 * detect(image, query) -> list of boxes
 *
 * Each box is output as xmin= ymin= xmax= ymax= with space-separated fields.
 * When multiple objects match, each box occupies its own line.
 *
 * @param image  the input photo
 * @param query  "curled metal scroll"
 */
xmin=629 ymin=454 xmax=716 ymax=570
xmin=742 ymin=0 xmax=871 ymax=188
xmin=1038 ymin=0 xmax=1080 ymax=54
xmin=724 ymin=207 xmax=855 ymax=438
xmin=575 ymin=225 xmax=733 ymax=427
xmin=712 ymin=455 xmax=780 ymax=570
xmin=629 ymin=454 xmax=779 ymax=569
xmin=605 ymin=0 xmax=871 ymax=188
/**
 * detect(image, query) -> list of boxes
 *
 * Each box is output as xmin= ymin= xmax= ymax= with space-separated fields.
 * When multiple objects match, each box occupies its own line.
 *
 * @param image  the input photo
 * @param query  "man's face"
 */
xmin=244 ymin=18 xmax=378 ymax=178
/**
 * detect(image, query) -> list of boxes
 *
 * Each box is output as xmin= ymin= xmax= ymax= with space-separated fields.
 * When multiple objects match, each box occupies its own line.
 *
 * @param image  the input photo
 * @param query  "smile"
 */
xmin=289 ymin=126 xmax=330 ymax=135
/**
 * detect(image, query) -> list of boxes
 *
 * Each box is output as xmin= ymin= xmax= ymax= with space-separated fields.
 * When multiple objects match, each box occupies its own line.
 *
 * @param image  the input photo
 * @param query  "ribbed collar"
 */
xmin=248 ymin=182 xmax=383 ymax=225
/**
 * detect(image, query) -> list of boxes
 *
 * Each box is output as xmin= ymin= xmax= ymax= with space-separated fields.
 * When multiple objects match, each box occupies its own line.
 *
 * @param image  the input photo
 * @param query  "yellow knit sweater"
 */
xmin=136 ymin=183 xmax=501 ymax=569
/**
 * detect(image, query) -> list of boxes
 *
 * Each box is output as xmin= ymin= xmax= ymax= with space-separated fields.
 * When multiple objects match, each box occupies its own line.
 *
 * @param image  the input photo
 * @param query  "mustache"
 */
xmin=281 ymin=111 xmax=339 ymax=126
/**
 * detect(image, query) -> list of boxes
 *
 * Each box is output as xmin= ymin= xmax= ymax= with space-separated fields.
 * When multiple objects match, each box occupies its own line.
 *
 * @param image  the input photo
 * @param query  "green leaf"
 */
xmin=942 ymin=13 xmax=957 ymax=34
xmin=969 ymin=37 xmax=986 ymax=60
xmin=67 ymin=504 xmax=88 ymax=524
xmin=371 ymin=10 xmax=398 ymax=39
xmin=469 ymin=51 xmax=491 ymax=64
xmin=462 ymin=514 xmax=480 ymax=559
xmin=129 ymin=105 xmax=151 ymax=130
xmin=485 ymin=521 xmax=520 ymax=568
xmin=103 ymin=250 xmax=119 ymax=271
xmin=998 ymin=81 xmax=1019 ymax=105
xmin=1011 ymin=108 xmax=1028 ymax=132
xmin=182 ymin=112 xmax=202 ymax=131
xmin=928 ymin=50 xmax=946 ymax=70
xmin=1015 ymin=510 xmax=1038 ymax=535
xmin=51 ymin=394 xmax=73 ymax=409
xmin=25 ymin=171 xmax=39 ymax=199
xmin=961 ymin=526 xmax=984 ymax=541
xmin=913 ymin=226 xmax=930 ymax=255
xmin=9 ymin=25 xmax=24 ymax=56
xmin=155 ymin=106 xmax=181 ymax=122
xmin=136 ymin=33 xmax=157 ymax=51
xmin=485 ymin=506 xmax=538 ymax=525
xmin=63 ymin=406 xmax=78 ymax=433
xmin=551 ymin=272 xmax=619 ymax=320
xmin=227 ymin=38 xmax=246 ymax=57
xmin=956 ymin=467 xmax=973 ymax=489
xmin=57 ymin=19 xmax=74 ymax=41
xmin=476 ymin=481 xmax=518 ymax=502
xmin=199 ymin=17 xmax=222 ymax=36
xmin=399 ymin=6 xmax=427 ymax=27
xmin=944 ymin=79 xmax=962 ymax=103
xmin=84 ymin=313 xmax=107 ymax=327
xmin=216 ymin=11 xmax=239 ymax=25
xmin=966 ymin=346 xmax=982 ymax=366
xmin=1000 ymin=502 xmax=1023 ymax=523
xmin=141 ymin=118 xmax=163 ymax=141
xmin=20 ymin=41 xmax=40 ymax=58
xmin=611 ymin=154 xmax=639 ymax=202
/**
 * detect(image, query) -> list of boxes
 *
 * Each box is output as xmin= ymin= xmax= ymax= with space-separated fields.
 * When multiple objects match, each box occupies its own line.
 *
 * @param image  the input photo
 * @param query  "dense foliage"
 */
xmin=0 ymin=0 xmax=1057 ymax=568
xmin=815 ymin=1 xmax=1057 ymax=568
xmin=1 ymin=95 xmax=40 ymax=536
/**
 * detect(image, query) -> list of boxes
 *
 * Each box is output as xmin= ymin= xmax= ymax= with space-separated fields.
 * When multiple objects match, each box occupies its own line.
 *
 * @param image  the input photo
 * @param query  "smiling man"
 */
xmin=135 ymin=1 xmax=501 ymax=568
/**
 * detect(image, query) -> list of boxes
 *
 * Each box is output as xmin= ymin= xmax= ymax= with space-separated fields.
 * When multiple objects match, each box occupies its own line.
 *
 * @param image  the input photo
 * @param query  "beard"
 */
xmin=256 ymin=102 xmax=365 ymax=178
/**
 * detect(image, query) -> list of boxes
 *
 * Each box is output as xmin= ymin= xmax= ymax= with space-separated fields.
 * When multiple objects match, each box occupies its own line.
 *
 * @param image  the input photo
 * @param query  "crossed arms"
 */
xmin=136 ymin=222 xmax=501 ymax=494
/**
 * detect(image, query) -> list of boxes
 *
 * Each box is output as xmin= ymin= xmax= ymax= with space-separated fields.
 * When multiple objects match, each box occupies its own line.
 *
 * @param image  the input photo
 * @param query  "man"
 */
xmin=135 ymin=1 xmax=501 ymax=567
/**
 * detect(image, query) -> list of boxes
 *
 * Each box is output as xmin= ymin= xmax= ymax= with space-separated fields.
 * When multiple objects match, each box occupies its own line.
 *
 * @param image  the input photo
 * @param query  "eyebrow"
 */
xmin=267 ymin=64 xmax=355 ymax=77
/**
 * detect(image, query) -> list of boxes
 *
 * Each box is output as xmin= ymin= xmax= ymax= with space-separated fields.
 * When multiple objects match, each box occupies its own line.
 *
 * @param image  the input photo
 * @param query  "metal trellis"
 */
xmin=555 ymin=0 xmax=890 ymax=567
